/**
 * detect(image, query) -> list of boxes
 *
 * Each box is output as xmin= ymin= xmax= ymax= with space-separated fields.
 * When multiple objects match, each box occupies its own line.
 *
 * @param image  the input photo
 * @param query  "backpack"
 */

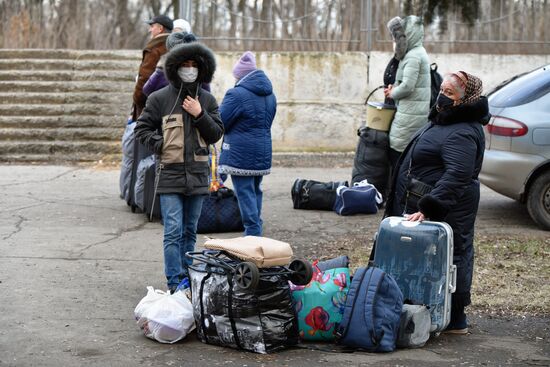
xmin=430 ymin=63 xmax=443 ymax=108
xmin=336 ymin=266 xmax=403 ymax=352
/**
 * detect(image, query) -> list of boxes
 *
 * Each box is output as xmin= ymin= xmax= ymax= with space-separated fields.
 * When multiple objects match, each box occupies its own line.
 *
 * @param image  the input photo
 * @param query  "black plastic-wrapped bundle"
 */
xmin=188 ymin=261 xmax=299 ymax=353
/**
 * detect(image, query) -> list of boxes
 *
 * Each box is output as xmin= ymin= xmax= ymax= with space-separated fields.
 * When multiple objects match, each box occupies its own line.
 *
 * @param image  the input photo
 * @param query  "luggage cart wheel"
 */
xmin=235 ymin=261 xmax=260 ymax=290
xmin=289 ymin=259 xmax=313 ymax=285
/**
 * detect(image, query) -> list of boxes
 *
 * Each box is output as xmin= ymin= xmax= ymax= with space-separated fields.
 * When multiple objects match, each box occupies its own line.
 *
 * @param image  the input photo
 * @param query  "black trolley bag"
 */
xmin=127 ymin=130 xmax=161 ymax=221
xmin=142 ymin=161 xmax=161 ymax=220
xmin=186 ymin=249 xmax=313 ymax=353
xmin=351 ymin=86 xmax=395 ymax=198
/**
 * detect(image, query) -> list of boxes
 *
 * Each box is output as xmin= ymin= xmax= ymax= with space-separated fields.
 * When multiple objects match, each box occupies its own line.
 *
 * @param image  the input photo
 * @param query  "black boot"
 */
xmin=444 ymin=299 xmax=468 ymax=334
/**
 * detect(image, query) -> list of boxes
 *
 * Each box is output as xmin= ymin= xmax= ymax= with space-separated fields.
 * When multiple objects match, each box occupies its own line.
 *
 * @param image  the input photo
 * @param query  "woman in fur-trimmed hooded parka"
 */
xmin=218 ymin=51 xmax=277 ymax=236
xmin=385 ymin=71 xmax=490 ymax=334
xmin=134 ymin=42 xmax=223 ymax=293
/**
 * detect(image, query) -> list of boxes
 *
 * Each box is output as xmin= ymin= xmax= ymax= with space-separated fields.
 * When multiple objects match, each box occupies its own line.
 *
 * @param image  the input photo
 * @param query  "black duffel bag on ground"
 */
xmin=291 ymin=179 xmax=348 ymax=211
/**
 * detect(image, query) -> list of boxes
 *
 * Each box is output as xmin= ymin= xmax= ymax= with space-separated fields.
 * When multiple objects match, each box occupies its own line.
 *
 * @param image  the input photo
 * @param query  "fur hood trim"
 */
xmin=164 ymin=42 xmax=216 ymax=88
xmin=429 ymin=96 xmax=491 ymax=126
xmin=387 ymin=16 xmax=407 ymax=60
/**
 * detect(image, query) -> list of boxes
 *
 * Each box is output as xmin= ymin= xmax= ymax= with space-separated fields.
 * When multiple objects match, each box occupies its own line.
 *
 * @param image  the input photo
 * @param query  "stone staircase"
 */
xmin=0 ymin=49 xmax=141 ymax=163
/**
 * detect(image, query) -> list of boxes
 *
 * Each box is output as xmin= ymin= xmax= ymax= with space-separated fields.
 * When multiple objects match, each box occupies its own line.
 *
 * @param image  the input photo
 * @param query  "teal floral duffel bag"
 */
xmin=290 ymin=261 xmax=350 ymax=341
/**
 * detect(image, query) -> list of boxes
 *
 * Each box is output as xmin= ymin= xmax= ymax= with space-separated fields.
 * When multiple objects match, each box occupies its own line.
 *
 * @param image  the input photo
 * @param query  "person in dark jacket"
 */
xmin=385 ymin=71 xmax=489 ymax=334
xmin=132 ymin=15 xmax=173 ymax=121
xmin=218 ymin=51 xmax=277 ymax=236
xmin=134 ymin=42 xmax=223 ymax=293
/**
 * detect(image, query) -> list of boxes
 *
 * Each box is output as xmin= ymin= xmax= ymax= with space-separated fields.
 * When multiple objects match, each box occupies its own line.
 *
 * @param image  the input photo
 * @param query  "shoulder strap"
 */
xmin=336 ymin=267 xmax=367 ymax=339
xmin=363 ymin=268 xmax=385 ymax=347
xmin=226 ymin=273 xmax=243 ymax=350
xmin=209 ymin=145 xmax=223 ymax=192
xmin=198 ymin=270 xmax=212 ymax=344
xmin=406 ymin=125 xmax=431 ymax=176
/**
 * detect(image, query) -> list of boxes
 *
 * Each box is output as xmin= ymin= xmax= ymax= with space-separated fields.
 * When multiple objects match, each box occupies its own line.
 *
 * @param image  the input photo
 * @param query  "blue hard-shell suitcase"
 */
xmin=373 ymin=216 xmax=456 ymax=333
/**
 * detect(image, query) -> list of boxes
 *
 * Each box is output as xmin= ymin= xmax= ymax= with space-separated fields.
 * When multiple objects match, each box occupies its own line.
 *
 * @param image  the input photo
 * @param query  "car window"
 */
xmin=489 ymin=66 xmax=550 ymax=108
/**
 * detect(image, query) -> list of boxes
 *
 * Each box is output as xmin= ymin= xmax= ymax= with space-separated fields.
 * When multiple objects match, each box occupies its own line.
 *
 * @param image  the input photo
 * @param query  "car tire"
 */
xmin=526 ymin=170 xmax=550 ymax=231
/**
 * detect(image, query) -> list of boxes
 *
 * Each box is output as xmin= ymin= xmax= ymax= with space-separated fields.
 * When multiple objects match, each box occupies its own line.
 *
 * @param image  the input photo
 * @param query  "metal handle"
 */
xmin=364 ymin=85 xmax=385 ymax=105
xmin=449 ymin=264 xmax=457 ymax=293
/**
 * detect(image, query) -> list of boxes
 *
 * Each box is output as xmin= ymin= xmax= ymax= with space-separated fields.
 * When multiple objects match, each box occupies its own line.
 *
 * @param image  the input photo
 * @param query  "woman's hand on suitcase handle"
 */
xmin=405 ymin=211 xmax=425 ymax=222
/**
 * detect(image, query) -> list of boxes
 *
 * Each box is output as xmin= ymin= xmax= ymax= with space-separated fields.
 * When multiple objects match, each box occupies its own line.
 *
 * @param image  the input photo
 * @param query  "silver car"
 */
xmin=480 ymin=65 xmax=550 ymax=230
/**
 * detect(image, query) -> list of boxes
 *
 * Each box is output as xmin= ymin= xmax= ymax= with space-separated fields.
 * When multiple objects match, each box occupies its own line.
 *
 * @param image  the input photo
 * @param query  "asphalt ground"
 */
xmin=0 ymin=163 xmax=548 ymax=367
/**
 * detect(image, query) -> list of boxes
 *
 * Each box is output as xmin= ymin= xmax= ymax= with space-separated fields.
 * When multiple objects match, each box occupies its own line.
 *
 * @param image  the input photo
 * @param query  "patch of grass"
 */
xmin=472 ymin=236 xmax=550 ymax=316
xmin=317 ymin=235 xmax=550 ymax=316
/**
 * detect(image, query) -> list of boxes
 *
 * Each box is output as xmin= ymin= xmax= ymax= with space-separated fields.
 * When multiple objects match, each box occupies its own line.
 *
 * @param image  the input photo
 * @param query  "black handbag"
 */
xmin=403 ymin=177 xmax=433 ymax=212
xmin=197 ymin=146 xmax=243 ymax=233
xmin=197 ymin=187 xmax=244 ymax=234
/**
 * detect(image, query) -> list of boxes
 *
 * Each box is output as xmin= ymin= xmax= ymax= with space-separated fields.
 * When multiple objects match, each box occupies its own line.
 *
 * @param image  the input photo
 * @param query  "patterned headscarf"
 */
xmin=453 ymin=71 xmax=483 ymax=106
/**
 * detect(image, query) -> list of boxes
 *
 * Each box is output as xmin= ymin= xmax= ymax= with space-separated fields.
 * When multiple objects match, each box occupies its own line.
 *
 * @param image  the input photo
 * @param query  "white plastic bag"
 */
xmin=134 ymin=286 xmax=165 ymax=321
xmin=134 ymin=286 xmax=195 ymax=344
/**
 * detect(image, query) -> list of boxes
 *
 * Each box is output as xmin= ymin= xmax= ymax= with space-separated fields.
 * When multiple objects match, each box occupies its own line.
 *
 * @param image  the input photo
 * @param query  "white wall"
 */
xmin=210 ymin=51 xmax=550 ymax=151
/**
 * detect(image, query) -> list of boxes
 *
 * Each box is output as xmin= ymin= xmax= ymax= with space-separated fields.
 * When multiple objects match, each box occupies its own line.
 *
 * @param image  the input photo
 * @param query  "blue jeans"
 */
xmin=159 ymin=193 xmax=205 ymax=288
xmin=231 ymin=175 xmax=263 ymax=236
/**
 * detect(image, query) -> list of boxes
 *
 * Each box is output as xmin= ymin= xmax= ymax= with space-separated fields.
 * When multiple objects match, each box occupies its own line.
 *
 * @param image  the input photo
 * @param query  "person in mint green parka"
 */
xmin=384 ymin=15 xmax=431 ymax=168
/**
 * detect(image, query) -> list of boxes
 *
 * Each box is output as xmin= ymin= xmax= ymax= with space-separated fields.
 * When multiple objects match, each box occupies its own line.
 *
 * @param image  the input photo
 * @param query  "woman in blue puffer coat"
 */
xmin=218 ymin=51 xmax=277 ymax=236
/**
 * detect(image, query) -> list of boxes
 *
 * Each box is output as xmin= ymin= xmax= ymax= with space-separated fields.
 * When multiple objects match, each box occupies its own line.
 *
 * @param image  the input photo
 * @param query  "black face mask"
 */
xmin=436 ymin=92 xmax=454 ymax=109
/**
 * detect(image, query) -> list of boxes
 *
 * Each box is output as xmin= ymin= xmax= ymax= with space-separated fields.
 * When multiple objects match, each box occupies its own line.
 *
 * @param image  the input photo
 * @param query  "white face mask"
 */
xmin=177 ymin=67 xmax=198 ymax=83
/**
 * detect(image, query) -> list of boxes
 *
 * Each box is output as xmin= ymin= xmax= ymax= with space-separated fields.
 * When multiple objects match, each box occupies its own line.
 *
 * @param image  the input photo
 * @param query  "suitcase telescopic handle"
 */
xmin=449 ymin=264 xmax=457 ymax=293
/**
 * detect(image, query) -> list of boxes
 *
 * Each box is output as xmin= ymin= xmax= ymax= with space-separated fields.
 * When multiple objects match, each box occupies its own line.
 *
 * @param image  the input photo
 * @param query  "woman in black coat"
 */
xmin=385 ymin=71 xmax=490 ymax=334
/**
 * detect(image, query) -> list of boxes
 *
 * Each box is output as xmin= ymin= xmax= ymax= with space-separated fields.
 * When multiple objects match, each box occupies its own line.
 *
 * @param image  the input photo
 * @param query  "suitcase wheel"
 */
xmin=289 ymin=259 xmax=313 ymax=285
xmin=234 ymin=261 xmax=260 ymax=290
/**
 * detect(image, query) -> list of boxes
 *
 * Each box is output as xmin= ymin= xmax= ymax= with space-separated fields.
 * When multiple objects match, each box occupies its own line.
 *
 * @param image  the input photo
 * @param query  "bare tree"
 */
xmin=0 ymin=0 xmax=548 ymax=53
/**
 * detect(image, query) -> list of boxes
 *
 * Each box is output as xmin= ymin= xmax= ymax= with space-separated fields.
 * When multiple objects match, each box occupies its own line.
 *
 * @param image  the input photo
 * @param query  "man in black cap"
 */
xmin=132 ymin=15 xmax=173 ymax=121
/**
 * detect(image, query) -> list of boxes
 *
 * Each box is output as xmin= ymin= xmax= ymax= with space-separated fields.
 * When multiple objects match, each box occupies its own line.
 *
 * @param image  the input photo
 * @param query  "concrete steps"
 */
xmin=0 ymin=127 xmax=123 ymax=141
xmin=0 ymin=92 xmax=129 ymax=105
xmin=0 ymin=104 xmax=123 ymax=116
xmin=0 ymin=59 xmax=140 ymax=71
xmin=0 ymin=70 xmax=136 ymax=82
xmin=0 ymin=49 xmax=140 ymax=60
xmin=0 ymin=49 xmax=141 ymax=163
xmin=0 ymin=81 xmax=135 ymax=93
xmin=0 ymin=140 xmax=121 ymax=154
xmin=0 ymin=115 xmax=130 ymax=128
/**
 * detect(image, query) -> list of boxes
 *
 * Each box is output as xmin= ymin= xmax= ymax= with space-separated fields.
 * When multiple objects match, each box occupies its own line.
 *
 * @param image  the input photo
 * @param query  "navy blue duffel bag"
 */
xmin=333 ymin=180 xmax=382 ymax=216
